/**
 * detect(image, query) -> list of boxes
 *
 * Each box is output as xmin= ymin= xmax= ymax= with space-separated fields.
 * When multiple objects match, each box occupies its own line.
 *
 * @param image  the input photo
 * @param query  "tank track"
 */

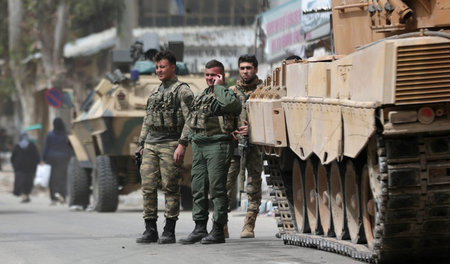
xmin=266 ymin=132 xmax=450 ymax=263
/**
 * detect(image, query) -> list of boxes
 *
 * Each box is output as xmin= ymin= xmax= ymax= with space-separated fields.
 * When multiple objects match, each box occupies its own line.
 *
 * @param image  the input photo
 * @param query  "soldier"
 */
xmin=179 ymin=60 xmax=241 ymax=245
xmin=136 ymin=50 xmax=194 ymax=244
xmin=226 ymin=54 xmax=264 ymax=238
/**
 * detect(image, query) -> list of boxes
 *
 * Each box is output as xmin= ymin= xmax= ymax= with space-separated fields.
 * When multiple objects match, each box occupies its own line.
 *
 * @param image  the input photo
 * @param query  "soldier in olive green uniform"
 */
xmin=226 ymin=55 xmax=264 ymax=238
xmin=136 ymin=50 xmax=194 ymax=244
xmin=179 ymin=60 xmax=241 ymax=245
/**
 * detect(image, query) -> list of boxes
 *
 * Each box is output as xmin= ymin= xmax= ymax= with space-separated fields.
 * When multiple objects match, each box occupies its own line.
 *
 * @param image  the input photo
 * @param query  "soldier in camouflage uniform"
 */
xmin=226 ymin=55 xmax=264 ymax=238
xmin=179 ymin=60 xmax=241 ymax=245
xmin=136 ymin=50 xmax=194 ymax=244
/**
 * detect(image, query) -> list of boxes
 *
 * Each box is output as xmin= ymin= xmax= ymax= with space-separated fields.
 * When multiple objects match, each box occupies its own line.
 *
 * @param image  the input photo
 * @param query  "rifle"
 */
xmin=134 ymin=146 xmax=143 ymax=178
xmin=237 ymin=134 xmax=249 ymax=206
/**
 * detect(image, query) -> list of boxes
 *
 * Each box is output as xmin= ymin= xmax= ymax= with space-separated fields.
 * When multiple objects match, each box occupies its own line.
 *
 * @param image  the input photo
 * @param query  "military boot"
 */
xmin=240 ymin=211 xmax=257 ymax=238
xmin=179 ymin=220 xmax=208 ymax=244
xmin=201 ymin=222 xmax=225 ymax=244
xmin=159 ymin=218 xmax=176 ymax=244
xmin=136 ymin=219 xmax=158 ymax=243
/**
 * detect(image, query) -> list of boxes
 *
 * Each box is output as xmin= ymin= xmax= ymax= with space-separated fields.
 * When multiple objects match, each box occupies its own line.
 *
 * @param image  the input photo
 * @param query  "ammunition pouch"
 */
xmin=146 ymin=81 xmax=186 ymax=133
xmin=188 ymin=93 xmax=237 ymax=136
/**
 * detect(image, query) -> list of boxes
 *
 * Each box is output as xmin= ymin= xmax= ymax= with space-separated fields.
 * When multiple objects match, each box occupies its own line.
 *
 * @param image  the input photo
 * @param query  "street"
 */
xmin=0 ymin=166 xmax=360 ymax=264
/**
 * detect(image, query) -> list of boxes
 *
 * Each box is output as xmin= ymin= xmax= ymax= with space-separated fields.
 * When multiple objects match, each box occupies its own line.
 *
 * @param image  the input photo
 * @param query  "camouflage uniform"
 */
xmin=227 ymin=77 xmax=264 ymax=213
xmin=138 ymin=78 xmax=193 ymax=220
xmin=187 ymin=84 xmax=241 ymax=225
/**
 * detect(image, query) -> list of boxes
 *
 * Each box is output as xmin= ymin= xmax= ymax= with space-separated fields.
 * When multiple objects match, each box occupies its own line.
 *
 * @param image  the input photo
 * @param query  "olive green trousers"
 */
xmin=191 ymin=141 xmax=232 ymax=225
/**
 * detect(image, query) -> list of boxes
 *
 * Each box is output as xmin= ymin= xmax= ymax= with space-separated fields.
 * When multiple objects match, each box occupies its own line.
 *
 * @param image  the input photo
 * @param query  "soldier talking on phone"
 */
xmin=179 ymin=60 xmax=241 ymax=244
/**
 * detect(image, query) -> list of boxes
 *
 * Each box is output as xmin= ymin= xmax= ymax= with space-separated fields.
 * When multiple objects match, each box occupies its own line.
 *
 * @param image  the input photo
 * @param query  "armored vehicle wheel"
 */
xmin=361 ymin=164 xmax=375 ymax=249
xmin=344 ymin=159 xmax=364 ymax=244
xmin=305 ymin=159 xmax=321 ymax=234
xmin=317 ymin=163 xmax=333 ymax=236
xmin=292 ymin=158 xmax=309 ymax=233
xmin=330 ymin=161 xmax=347 ymax=239
xmin=67 ymin=157 xmax=91 ymax=209
xmin=94 ymin=155 xmax=119 ymax=212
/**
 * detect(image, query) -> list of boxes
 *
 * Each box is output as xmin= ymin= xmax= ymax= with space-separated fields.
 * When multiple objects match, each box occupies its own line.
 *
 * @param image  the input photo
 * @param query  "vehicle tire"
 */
xmin=67 ymin=157 xmax=91 ymax=209
xmin=94 ymin=155 xmax=119 ymax=212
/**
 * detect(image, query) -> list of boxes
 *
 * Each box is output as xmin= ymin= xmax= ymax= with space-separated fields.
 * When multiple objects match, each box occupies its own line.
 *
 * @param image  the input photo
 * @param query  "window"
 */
xmin=201 ymin=16 xmax=215 ymax=25
xmin=156 ymin=16 xmax=169 ymax=27
xmin=218 ymin=16 xmax=230 ymax=25
xmin=157 ymin=0 xmax=169 ymax=13
xmin=171 ymin=15 xmax=184 ymax=26
xmin=137 ymin=0 xmax=261 ymax=27
xmin=185 ymin=0 xmax=199 ymax=13
xmin=186 ymin=17 xmax=199 ymax=25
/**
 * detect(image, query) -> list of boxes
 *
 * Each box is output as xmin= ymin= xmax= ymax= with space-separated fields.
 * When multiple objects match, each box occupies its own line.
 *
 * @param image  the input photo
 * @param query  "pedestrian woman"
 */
xmin=11 ymin=132 xmax=40 ymax=203
xmin=42 ymin=117 xmax=72 ymax=204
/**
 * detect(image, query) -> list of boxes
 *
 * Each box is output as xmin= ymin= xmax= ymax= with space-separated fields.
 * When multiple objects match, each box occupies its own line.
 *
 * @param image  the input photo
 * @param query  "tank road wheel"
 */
xmin=292 ymin=158 xmax=309 ymax=233
xmin=330 ymin=161 xmax=347 ymax=239
xmin=361 ymin=164 xmax=376 ymax=248
xmin=344 ymin=159 xmax=364 ymax=244
xmin=317 ymin=163 xmax=333 ymax=236
xmin=94 ymin=155 xmax=119 ymax=212
xmin=67 ymin=157 xmax=91 ymax=209
xmin=305 ymin=158 xmax=321 ymax=234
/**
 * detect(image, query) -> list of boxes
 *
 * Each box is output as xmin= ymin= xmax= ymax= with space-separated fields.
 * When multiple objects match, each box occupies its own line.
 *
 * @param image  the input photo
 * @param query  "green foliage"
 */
xmin=226 ymin=77 xmax=236 ymax=88
xmin=68 ymin=0 xmax=125 ymax=38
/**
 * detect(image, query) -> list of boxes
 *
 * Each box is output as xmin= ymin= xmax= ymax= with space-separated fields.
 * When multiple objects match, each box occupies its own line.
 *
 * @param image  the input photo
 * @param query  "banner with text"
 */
xmin=261 ymin=0 xmax=330 ymax=62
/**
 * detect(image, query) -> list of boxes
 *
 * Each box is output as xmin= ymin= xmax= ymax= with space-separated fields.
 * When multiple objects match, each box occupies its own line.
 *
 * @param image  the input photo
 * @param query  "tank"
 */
xmin=67 ymin=57 xmax=204 ymax=212
xmin=248 ymin=1 xmax=450 ymax=263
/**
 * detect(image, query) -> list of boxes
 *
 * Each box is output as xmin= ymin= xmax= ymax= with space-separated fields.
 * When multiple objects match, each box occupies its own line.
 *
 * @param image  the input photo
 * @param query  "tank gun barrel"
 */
xmin=386 ymin=0 xmax=413 ymax=20
xmin=302 ymin=7 xmax=331 ymax=15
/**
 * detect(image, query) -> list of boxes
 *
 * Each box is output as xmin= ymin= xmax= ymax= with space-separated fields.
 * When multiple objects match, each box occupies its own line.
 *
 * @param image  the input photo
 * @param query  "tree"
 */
xmin=8 ymin=0 xmax=36 ymax=127
xmin=3 ymin=0 xmax=125 ymax=128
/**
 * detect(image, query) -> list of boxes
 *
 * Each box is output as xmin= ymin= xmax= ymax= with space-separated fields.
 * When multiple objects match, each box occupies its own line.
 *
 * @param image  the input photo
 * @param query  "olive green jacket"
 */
xmin=189 ymin=84 xmax=241 ymax=143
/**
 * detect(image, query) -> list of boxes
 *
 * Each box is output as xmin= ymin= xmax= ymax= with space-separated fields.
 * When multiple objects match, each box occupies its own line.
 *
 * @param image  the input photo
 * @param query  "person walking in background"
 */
xmin=226 ymin=54 xmax=264 ymax=238
xmin=136 ymin=50 xmax=194 ymax=244
xmin=179 ymin=60 xmax=241 ymax=245
xmin=11 ymin=132 xmax=40 ymax=203
xmin=41 ymin=117 xmax=72 ymax=205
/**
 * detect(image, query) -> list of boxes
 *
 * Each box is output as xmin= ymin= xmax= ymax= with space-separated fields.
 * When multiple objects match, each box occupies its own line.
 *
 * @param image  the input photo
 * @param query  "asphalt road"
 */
xmin=0 ymin=166 xmax=360 ymax=264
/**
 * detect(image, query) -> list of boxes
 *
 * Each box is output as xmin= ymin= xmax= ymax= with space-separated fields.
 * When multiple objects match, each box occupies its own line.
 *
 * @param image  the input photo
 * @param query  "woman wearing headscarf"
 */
xmin=41 ymin=117 xmax=72 ymax=204
xmin=11 ymin=132 xmax=40 ymax=203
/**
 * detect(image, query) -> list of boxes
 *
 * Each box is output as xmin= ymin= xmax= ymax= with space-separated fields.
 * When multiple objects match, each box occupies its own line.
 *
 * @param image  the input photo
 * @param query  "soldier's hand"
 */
xmin=174 ymin=144 xmax=186 ymax=164
xmin=238 ymin=120 xmax=249 ymax=136
xmin=214 ymin=74 xmax=224 ymax=85
xmin=231 ymin=130 xmax=239 ymax=140
xmin=136 ymin=145 xmax=144 ymax=156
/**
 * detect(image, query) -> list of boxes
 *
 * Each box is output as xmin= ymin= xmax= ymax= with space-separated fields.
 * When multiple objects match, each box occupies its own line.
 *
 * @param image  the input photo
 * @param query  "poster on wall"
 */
xmin=260 ymin=0 xmax=330 ymax=62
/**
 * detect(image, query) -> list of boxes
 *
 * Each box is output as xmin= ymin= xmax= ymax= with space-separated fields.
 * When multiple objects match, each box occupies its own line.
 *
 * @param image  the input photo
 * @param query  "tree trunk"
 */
xmin=38 ymin=0 xmax=71 ymax=127
xmin=8 ymin=0 xmax=34 ymax=128
xmin=39 ymin=0 xmax=68 ymax=88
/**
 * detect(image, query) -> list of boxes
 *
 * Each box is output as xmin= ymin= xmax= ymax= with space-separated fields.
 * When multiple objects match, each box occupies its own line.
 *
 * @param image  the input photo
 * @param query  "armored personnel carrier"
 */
xmin=67 ymin=41 xmax=204 ymax=212
xmin=248 ymin=0 xmax=450 ymax=263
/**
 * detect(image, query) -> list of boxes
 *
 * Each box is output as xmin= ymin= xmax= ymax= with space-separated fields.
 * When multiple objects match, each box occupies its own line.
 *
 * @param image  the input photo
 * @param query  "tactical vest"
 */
xmin=233 ymin=85 xmax=250 ymax=124
xmin=234 ymin=85 xmax=250 ymax=104
xmin=188 ymin=92 xmax=237 ymax=136
xmin=145 ymin=81 xmax=187 ymax=133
